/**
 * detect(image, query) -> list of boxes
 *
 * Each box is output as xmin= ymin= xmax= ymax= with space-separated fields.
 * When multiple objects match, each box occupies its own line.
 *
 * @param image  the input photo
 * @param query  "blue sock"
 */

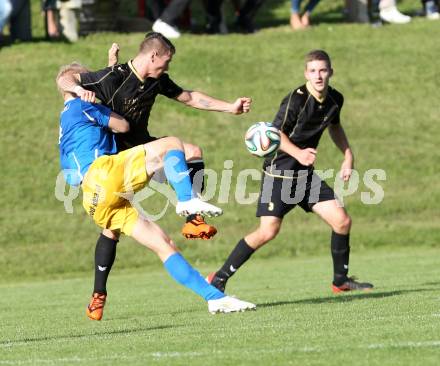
xmin=164 ymin=150 xmax=193 ymax=202
xmin=164 ymin=253 xmax=225 ymax=301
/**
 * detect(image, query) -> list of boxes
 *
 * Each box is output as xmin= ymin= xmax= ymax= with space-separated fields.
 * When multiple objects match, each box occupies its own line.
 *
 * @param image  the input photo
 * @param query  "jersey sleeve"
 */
xmin=272 ymin=91 xmax=299 ymax=135
xmin=79 ymin=67 xmax=121 ymax=104
xmin=331 ymin=92 xmax=344 ymax=125
xmin=81 ymin=101 xmax=112 ymax=128
xmin=158 ymin=73 xmax=183 ymax=98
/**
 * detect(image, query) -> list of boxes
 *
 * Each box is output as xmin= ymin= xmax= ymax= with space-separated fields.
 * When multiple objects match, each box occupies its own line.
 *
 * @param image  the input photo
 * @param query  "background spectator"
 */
xmin=205 ymin=0 xmax=264 ymax=34
xmin=150 ymin=0 xmax=191 ymax=39
xmin=9 ymin=0 xmax=32 ymax=41
xmin=42 ymin=0 xmax=59 ymax=39
xmin=58 ymin=0 xmax=81 ymax=42
xmin=235 ymin=0 xmax=264 ymax=33
xmin=379 ymin=0 xmax=411 ymax=24
xmin=422 ymin=0 xmax=440 ymax=19
xmin=0 ymin=0 xmax=12 ymax=39
xmin=290 ymin=0 xmax=321 ymax=30
xmin=42 ymin=1 xmax=80 ymax=42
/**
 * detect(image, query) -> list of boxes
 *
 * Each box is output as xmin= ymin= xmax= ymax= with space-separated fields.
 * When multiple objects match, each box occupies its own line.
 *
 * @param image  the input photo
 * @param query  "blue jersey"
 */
xmin=59 ymin=98 xmax=117 ymax=186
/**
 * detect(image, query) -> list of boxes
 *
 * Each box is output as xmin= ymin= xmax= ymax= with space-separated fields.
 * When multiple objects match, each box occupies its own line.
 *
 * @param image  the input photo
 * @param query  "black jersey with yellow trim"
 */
xmin=79 ymin=61 xmax=183 ymax=149
xmin=263 ymin=84 xmax=344 ymax=176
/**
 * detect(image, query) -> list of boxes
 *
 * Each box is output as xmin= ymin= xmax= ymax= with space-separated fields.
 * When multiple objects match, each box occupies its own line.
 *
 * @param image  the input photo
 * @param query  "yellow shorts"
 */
xmin=81 ymin=145 xmax=150 ymax=236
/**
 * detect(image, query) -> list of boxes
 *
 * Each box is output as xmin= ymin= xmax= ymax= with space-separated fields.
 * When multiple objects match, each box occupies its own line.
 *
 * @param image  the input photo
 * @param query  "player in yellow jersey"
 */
xmin=57 ymin=63 xmax=256 ymax=320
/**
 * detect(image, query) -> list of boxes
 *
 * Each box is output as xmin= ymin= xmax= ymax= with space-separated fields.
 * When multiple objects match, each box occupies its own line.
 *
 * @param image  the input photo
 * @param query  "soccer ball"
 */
xmin=244 ymin=122 xmax=281 ymax=158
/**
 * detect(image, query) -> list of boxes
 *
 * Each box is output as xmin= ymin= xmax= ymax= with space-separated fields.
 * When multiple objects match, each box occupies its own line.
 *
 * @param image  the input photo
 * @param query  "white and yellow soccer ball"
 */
xmin=244 ymin=122 xmax=281 ymax=158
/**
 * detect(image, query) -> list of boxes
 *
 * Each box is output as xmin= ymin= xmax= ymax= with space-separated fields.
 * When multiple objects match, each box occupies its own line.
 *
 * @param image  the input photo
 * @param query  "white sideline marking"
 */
xmin=367 ymin=340 xmax=440 ymax=349
xmin=152 ymin=351 xmax=204 ymax=358
xmin=0 ymin=355 xmax=136 ymax=365
xmin=1 ymin=341 xmax=440 ymax=364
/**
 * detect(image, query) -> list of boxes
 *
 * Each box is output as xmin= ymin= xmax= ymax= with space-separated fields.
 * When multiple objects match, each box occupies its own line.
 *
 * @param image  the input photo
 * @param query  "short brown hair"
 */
xmin=139 ymin=32 xmax=176 ymax=56
xmin=305 ymin=50 xmax=331 ymax=68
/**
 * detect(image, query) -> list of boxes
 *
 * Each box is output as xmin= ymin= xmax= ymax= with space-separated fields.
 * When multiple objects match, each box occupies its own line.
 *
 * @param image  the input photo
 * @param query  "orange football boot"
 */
xmin=181 ymin=215 xmax=217 ymax=240
xmin=332 ymin=277 xmax=373 ymax=293
xmin=86 ymin=292 xmax=107 ymax=321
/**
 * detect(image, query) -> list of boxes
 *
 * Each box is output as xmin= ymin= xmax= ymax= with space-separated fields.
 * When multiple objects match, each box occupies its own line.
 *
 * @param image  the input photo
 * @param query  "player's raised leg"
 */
xmin=143 ymin=137 xmax=222 ymax=217
xmin=130 ymin=218 xmax=256 ymax=314
xmin=207 ymin=216 xmax=282 ymax=292
xmin=83 ymin=136 xmax=230 ymax=320
xmin=312 ymin=199 xmax=373 ymax=293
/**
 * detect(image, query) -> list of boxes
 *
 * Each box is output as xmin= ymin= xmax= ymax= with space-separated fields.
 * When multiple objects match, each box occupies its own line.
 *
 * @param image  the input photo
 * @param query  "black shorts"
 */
xmin=256 ymin=170 xmax=336 ymax=218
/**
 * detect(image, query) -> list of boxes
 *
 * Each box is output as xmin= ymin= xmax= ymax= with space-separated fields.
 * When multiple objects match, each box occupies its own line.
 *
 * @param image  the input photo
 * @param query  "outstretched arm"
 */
xmin=328 ymin=123 xmax=354 ymax=182
xmin=175 ymin=90 xmax=251 ymax=114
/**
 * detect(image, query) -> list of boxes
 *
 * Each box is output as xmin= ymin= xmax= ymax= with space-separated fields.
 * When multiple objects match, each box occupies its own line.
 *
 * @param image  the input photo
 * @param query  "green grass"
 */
xmin=1 ymin=249 xmax=440 ymax=365
xmin=1 ymin=1 xmax=439 ymax=365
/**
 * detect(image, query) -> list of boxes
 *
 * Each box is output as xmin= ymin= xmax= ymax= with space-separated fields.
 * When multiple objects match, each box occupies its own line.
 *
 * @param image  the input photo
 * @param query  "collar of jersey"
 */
xmin=306 ymin=82 xmax=327 ymax=103
xmin=64 ymin=96 xmax=77 ymax=105
xmin=128 ymin=60 xmax=145 ymax=83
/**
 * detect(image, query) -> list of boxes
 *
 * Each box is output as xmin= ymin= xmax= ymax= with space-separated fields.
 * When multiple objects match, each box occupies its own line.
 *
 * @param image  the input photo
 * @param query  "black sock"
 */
xmin=186 ymin=160 xmax=205 ymax=223
xmin=216 ymin=238 xmax=255 ymax=281
xmin=93 ymin=234 xmax=118 ymax=294
xmin=331 ymin=231 xmax=350 ymax=286
xmin=187 ymin=160 xmax=205 ymax=193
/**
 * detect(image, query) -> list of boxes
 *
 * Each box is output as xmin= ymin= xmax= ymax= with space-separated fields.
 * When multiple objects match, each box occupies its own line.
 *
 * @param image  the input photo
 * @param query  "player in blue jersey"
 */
xmin=57 ymin=63 xmax=256 ymax=320
xmin=59 ymin=95 xmax=126 ymax=186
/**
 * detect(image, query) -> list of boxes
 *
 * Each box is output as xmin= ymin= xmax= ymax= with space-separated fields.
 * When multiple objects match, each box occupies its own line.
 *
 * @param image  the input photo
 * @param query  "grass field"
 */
xmin=1 ymin=248 xmax=440 ymax=365
xmin=1 ymin=0 xmax=440 ymax=364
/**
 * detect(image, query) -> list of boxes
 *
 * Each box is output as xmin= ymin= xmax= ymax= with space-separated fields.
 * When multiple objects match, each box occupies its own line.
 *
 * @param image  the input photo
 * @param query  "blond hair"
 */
xmin=56 ymin=62 xmax=89 ymax=95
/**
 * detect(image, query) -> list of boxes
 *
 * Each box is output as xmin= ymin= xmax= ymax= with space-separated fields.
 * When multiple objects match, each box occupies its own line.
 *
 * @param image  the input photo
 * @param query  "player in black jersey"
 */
xmin=58 ymin=33 xmax=251 ymax=240
xmin=207 ymin=50 xmax=373 ymax=294
xmin=57 ymin=33 xmax=252 ymax=310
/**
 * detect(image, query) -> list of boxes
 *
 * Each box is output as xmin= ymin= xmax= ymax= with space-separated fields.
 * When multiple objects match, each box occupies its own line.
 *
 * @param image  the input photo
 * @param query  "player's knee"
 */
xmin=334 ymin=214 xmax=352 ymax=234
xmin=184 ymin=144 xmax=203 ymax=160
xmin=258 ymin=225 xmax=279 ymax=244
xmin=192 ymin=145 xmax=203 ymax=159
xmin=165 ymin=136 xmax=183 ymax=150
